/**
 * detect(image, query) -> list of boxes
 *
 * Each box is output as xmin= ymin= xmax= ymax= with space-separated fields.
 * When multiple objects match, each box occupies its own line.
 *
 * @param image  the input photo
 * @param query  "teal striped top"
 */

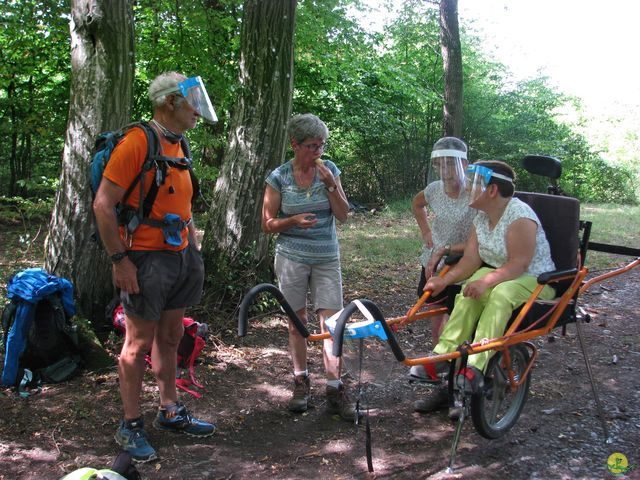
xmin=266 ymin=158 xmax=341 ymax=265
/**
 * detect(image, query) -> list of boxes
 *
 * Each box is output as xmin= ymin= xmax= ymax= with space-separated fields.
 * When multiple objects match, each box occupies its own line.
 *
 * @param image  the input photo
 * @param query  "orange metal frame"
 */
xmin=317 ymin=257 xmax=640 ymax=384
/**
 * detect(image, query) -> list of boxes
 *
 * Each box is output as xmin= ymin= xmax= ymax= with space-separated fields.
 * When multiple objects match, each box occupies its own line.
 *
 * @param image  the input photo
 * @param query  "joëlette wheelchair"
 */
xmin=238 ymin=155 xmax=640 ymax=473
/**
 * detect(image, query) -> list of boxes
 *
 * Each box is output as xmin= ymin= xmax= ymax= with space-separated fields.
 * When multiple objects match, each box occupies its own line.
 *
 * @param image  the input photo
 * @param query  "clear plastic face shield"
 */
xmin=176 ymin=76 xmax=217 ymax=124
xmin=427 ymin=149 xmax=468 ymax=196
xmin=465 ymin=164 xmax=514 ymax=204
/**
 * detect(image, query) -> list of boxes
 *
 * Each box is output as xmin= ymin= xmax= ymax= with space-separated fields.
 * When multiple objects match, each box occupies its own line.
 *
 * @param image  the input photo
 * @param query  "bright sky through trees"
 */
xmin=355 ymin=0 xmax=640 ymax=112
xmin=352 ymin=0 xmax=640 ymax=168
xmin=458 ymin=0 xmax=640 ymax=115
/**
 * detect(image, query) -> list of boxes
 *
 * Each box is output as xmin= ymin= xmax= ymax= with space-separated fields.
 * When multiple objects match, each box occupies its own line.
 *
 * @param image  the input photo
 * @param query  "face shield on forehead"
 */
xmin=155 ymin=76 xmax=218 ymax=124
xmin=466 ymin=164 xmax=514 ymax=204
xmin=177 ymin=76 xmax=218 ymax=124
xmin=427 ymin=149 xmax=467 ymax=197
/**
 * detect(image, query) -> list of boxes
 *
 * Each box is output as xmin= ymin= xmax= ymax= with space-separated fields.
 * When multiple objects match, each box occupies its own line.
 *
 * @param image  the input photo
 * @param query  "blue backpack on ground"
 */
xmin=1 ymin=268 xmax=81 ymax=394
xmin=90 ymin=121 xmax=198 ymax=246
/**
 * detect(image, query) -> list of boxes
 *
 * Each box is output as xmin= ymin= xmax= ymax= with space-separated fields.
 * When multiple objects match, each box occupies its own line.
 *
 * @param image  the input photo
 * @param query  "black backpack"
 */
xmin=2 ymin=294 xmax=82 ymax=391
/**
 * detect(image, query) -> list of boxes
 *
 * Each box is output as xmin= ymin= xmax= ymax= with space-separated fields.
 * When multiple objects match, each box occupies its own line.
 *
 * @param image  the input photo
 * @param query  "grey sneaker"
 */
xmin=413 ymin=385 xmax=449 ymax=414
xmin=288 ymin=374 xmax=310 ymax=413
xmin=114 ymin=417 xmax=157 ymax=463
xmin=326 ymin=384 xmax=359 ymax=421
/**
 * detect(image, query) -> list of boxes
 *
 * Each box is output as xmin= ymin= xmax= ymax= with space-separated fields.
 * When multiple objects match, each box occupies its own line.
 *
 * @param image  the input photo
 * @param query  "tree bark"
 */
xmin=44 ymin=0 xmax=134 ymax=334
xmin=202 ymin=0 xmax=296 ymax=318
xmin=439 ymin=0 xmax=463 ymax=137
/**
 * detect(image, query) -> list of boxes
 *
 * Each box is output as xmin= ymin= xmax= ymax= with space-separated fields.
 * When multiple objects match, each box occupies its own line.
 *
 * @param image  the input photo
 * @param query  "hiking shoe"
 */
xmin=153 ymin=402 xmax=216 ymax=437
xmin=288 ymin=374 xmax=311 ymax=413
xmin=408 ymin=361 xmax=450 ymax=384
xmin=413 ymin=385 xmax=449 ymax=413
xmin=114 ymin=418 xmax=157 ymax=463
xmin=326 ymin=384 xmax=359 ymax=421
xmin=455 ymin=366 xmax=485 ymax=394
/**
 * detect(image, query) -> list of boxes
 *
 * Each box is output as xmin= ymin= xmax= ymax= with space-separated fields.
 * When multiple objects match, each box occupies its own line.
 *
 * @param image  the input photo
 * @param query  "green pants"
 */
xmin=433 ymin=267 xmax=556 ymax=371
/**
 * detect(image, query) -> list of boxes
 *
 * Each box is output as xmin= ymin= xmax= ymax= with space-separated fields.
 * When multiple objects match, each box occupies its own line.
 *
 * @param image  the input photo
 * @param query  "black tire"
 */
xmin=470 ymin=343 xmax=531 ymax=439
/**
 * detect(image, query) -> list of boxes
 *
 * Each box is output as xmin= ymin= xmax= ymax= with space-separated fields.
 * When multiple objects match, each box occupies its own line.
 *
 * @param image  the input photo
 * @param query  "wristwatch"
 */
xmin=444 ymin=244 xmax=451 ymax=255
xmin=110 ymin=251 xmax=128 ymax=263
xmin=326 ymin=185 xmax=337 ymax=193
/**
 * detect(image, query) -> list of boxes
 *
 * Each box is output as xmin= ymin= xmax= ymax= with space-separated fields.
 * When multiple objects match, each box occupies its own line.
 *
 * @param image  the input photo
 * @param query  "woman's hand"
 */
xmin=426 ymin=247 xmax=445 ymax=276
xmin=293 ymin=213 xmax=318 ymax=229
xmin=315 ymin=160 xmax=336 ymax=188
xmin=463 ymin=277 xmax=490 ymax=299
xmin=424 ymin=276 xmax=447 ymax=297
xmin=422 ymin=230 xmax=434 ymax=249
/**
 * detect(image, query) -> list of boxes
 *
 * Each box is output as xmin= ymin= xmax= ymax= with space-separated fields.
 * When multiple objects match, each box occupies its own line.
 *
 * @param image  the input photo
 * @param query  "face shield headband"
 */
xmin=428 ymin=148 xmax=468 ymax=197
xmin=466 ymin=164 xmax=514 ymax=204
xmin=154 ymin=76 xmax=218 ymax=124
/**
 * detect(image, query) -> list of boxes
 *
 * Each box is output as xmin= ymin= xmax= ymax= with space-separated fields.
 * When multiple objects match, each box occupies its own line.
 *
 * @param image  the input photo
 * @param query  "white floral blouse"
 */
xmin=474 ymin=197 xmax=556 ymax=276
xmin=419 ymin=181 xmax=477 ymax=267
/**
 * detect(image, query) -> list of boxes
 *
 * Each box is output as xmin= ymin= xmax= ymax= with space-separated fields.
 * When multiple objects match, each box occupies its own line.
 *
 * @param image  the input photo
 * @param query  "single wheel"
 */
xmin=470 ymin=343 xmax=531 ymax=439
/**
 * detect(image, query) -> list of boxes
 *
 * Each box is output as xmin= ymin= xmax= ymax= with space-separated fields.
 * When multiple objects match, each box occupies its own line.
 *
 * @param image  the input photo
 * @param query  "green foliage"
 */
xmin=133 ymin=0 xmax=242 ymax=172
xmin=1 ymin=0 xmax=635 ymax=208
xmin=0 ymin=195 xmax=53 ymax=224
xmin=0 ymin=0 xmax=70 ymax=198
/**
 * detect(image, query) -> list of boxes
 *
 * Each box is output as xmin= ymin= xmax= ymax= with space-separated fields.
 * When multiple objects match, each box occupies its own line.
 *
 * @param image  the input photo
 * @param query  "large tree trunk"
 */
xmin=202 ymin=0 xmax=296 ymax=320
xmin=44 ymin=0 xmax=134 ymax=334
xmin=439 ymin=0 xmax=463 ymax=137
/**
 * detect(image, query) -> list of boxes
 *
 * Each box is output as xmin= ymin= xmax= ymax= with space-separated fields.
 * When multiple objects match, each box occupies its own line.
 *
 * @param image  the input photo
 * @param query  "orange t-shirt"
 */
xmin=103 ymin=126 xmax=193 ymax=251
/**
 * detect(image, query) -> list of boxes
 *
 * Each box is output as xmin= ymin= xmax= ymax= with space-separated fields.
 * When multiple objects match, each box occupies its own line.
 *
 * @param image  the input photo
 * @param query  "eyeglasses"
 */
xmin=300 ymin=142 xmax=328 ymax=152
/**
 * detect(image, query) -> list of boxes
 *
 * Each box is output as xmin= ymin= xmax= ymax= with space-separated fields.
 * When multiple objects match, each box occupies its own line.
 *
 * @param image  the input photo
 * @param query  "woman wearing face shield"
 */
xmin=422 ymin=160 xmax=556 ymax=419
xmin=409 ymin=137 xmax=477 ymax=392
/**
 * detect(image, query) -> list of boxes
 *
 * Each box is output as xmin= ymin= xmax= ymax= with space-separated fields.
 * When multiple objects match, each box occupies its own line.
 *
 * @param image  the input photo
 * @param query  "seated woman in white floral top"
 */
xmin=423 ymin=160 xmax=556 ymax=411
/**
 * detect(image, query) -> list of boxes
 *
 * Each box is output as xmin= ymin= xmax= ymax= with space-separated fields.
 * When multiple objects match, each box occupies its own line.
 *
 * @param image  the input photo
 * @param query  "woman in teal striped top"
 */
xmin=262 ymin=113 xmax=355 ymax=421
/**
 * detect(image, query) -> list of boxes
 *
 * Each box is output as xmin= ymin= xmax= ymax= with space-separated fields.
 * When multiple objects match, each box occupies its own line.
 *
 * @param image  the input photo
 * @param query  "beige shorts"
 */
xmin=274 ymin=254 xmax=343 ymax=312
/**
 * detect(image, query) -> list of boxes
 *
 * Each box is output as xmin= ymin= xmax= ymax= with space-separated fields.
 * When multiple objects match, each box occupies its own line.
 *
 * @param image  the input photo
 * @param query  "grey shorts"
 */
xmin=274 ymin=254 xmax=343 ymax=312
xmin=122 ymin=243 xmax=204 ymax=321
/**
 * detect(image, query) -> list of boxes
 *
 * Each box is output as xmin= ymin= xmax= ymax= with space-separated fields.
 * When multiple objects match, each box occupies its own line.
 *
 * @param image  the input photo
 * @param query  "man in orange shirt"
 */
xmin=93 ymin=72 xmax=217 ymax=462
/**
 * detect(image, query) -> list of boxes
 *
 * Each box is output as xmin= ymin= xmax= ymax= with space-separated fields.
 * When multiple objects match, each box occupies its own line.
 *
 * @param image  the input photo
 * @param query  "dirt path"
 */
xmin=1 ymin=255 xmax=639 ymax=479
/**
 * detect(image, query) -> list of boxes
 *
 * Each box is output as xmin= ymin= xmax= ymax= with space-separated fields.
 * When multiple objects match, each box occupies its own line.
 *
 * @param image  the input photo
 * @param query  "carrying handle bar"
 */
xmin=331 ymin=299 xmax=405 ymax=361
xmin=237 ymin=283 xmax=309 ymax=338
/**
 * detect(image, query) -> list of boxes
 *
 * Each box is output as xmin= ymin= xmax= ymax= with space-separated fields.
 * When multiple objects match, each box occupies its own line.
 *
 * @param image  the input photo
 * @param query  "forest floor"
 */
xmin=0 ymin=214 xmax=639 ymax=480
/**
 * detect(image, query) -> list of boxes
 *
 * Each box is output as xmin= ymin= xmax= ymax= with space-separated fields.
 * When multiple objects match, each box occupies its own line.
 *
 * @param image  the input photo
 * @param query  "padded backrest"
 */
xmin=514 ymin=192 xmax=580 ymax=271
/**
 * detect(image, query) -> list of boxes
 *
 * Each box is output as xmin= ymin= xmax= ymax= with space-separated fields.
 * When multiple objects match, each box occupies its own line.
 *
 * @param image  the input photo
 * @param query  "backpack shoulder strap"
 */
xmin=119 ymin=121 xmax=161 ymax=209
xmin=178 ymin=136 xmax=201 ymax=205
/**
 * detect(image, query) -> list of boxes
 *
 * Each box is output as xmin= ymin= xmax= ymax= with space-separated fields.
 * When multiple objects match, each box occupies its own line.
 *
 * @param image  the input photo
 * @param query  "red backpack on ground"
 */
xmin=112 ymin=304 xmax=207 ymax=398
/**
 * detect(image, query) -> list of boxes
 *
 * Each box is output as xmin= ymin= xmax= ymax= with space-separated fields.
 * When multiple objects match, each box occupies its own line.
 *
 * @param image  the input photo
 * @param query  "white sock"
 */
xmin=294 ymin=370 xmax=308 ymax=377
xmin=326 ymin=379 xmax=342 ymax=389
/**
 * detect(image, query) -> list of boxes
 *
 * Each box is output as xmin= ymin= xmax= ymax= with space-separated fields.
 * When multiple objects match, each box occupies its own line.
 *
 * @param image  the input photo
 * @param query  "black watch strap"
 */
xmin=110 ymin=251 xmax=128 ymax=263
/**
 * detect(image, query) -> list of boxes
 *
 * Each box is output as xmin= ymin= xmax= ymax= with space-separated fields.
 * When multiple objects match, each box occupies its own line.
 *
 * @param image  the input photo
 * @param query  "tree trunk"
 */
xmin=202 ymin=0 xmax=296 ymax=320
xmin=44 ymin=0 xmax=134 ymax=335
xmin=439 ymin=0 xmax=463 ymax=137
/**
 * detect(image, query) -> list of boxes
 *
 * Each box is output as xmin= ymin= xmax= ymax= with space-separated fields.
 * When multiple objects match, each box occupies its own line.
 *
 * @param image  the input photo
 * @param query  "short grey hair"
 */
xmin=287 ymin=114 xmax=329 ymax=144
xmin=148 ymin=71 xmax=187 ymax=108
xmin=432 ymin=136 xmax=467 ymax=155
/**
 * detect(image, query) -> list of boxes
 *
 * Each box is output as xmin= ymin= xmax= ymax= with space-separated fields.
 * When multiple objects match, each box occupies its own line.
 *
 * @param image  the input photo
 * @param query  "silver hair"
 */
xmin=148 ymin=71 xmax=187 ymax=108
xmin=432 ymin=136 xmax=467 ymax=154
xmin=287 ymin=114 xmax=329 ymax=144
